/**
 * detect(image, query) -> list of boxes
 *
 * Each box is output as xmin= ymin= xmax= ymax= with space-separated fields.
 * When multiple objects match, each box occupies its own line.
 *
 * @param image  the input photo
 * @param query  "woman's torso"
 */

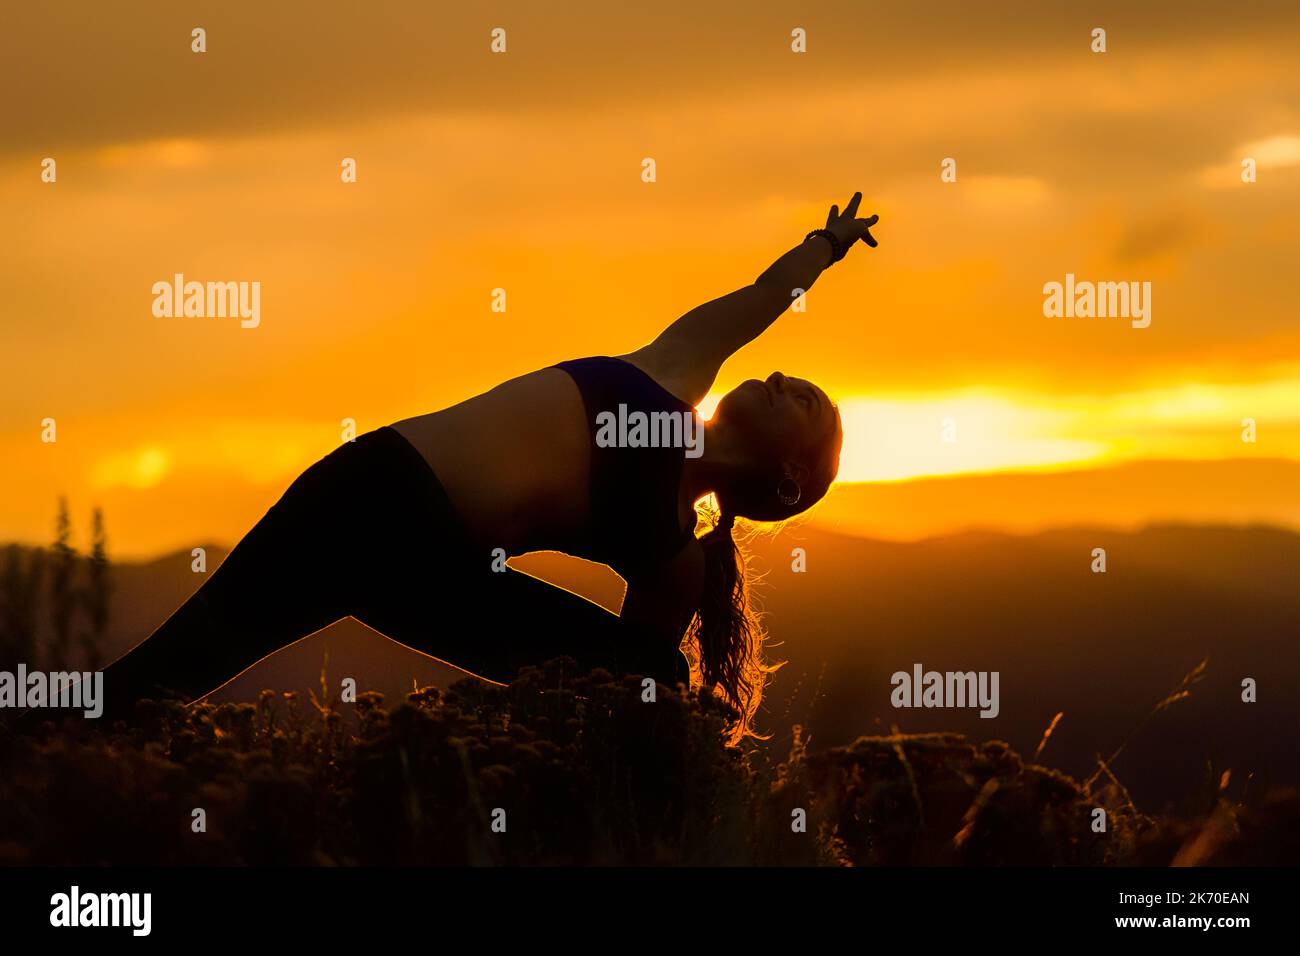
xmin=390 ymin=358 xmax=699 ymax=576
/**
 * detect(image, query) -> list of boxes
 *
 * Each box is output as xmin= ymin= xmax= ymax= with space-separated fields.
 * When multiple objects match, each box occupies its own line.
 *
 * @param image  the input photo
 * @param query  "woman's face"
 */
xmin=713 ymin=372 xmax=836 ymax=465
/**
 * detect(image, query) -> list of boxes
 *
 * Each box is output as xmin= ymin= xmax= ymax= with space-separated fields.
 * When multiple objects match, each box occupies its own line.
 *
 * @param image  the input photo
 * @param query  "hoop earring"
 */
xmin=777 ymin=477 xmax=802 ymax=507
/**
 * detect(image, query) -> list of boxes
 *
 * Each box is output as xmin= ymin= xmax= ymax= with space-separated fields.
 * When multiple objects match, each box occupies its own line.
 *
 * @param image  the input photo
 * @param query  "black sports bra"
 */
xmin=553 ymin=356 xmax=700 ymax=578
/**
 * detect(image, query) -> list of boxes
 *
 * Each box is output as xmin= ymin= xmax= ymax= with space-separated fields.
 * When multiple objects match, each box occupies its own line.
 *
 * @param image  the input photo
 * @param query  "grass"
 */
xmin=0 ymin=657 xmax=1295 ymax=866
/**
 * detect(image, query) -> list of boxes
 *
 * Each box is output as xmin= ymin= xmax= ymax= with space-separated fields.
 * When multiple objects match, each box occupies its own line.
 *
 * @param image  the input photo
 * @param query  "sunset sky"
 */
xmin=3 ymin=1 xmax=1298 ymax=557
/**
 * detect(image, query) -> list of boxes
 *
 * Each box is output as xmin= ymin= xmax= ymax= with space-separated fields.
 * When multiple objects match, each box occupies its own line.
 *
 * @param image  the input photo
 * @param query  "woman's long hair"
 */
xmin=684 ymin=405 xmax=843 ymax=744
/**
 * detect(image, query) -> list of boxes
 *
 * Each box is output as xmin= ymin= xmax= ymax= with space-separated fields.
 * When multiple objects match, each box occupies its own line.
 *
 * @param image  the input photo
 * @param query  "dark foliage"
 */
xmin=1 ymin=659 xmax=1293 ymax=866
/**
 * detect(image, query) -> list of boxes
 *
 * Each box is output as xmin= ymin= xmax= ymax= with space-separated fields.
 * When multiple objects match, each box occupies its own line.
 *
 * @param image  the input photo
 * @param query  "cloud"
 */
xmin=1199 ymin=133 xmax=1300 ymax=187
xmin=1242 ymin=134 xmax=1300 ymax=167
xmin=90 ymin=446 xmax=172 ymax=490
xmin=4 ymin=1 xmax=1300 ymax=156
xmin=1110 ymin=207 xmax=1203 ymax=264
xmin=962 ymin=175 xmax=1050 ymax=209
xmin=97 ymin=139 xmax=213 ymax=170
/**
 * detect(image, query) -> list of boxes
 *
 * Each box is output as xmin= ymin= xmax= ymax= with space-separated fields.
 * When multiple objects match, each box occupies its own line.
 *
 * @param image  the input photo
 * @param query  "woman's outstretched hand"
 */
xmin=648 ymin=190 xmax=880 ymax=385
xmin=825 ymin=191 xmax=879 ymax=253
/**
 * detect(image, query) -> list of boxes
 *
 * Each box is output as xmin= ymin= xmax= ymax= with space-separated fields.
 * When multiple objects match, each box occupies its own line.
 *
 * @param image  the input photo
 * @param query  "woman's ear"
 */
xmin=783 ymin=461 xmax=812 ymax=486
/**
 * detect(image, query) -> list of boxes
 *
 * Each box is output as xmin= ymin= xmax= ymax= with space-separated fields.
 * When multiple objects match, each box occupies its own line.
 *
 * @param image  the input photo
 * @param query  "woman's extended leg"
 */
xmin=352 ymin=561 xmax=689 ymax=688
xmin=97 ymin=436 xmax=371 ymax=718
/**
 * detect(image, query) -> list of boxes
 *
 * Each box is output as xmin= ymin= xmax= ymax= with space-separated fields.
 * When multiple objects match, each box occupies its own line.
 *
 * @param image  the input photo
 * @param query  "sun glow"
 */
xmin=90 ymin=446 xmax=172 ymax=490
xmin=836 ymin=395 xmax=1106 ymax=482
xmin=702 ymin=369 xmax=1300 ymax=485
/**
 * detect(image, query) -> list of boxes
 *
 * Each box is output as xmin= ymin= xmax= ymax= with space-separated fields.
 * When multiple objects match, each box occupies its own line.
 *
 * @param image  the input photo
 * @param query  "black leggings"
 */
xmin=99 ymin=427 xmax=687 ymax=718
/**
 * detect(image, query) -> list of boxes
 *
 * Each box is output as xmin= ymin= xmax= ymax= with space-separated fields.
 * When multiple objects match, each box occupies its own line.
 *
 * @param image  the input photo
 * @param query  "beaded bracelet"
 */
xmin=804 ymin=228 xmax=844 ymax=264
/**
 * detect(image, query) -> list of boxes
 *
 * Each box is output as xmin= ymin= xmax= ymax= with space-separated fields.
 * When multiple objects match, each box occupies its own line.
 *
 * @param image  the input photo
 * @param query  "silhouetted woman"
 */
xmin=100 ymin=193 xmax=878 ymax=738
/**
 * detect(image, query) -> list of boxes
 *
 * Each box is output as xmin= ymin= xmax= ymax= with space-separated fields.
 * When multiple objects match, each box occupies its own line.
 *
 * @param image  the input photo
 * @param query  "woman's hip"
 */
xmin=217 ymin=428 xmax=472 ymax=600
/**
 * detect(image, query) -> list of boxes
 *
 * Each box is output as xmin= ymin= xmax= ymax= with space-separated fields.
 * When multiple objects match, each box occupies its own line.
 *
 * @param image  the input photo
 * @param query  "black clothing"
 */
xmin=96 ymin=424 xmax=689 ymax=720
xmin=552 ymin=356 xmax=699 ymax=578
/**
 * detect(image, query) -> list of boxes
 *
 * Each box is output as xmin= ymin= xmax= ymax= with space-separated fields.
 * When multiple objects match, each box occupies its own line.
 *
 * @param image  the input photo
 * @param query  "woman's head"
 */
xmin=709 ymin=371 xmax=842 ymax=521
xmin=687 ymin=372 xmax=842 ymax=743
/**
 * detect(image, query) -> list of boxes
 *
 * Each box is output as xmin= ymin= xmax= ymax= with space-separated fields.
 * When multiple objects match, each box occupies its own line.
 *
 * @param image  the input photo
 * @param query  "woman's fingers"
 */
xmin=824 ymin=195 xmax=879 ymax=250
xmin=857 ymin=212 xmax=879 ymax=247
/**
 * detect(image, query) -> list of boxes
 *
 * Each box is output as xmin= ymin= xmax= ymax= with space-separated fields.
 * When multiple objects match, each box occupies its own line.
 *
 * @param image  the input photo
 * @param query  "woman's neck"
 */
xmin=680 ymin=421 xmax=745 ymax=507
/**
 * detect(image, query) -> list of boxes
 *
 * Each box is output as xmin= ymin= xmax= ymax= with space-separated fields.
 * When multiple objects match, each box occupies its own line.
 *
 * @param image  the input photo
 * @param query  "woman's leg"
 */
xmin=97 ymin=434 xmax=381 ymax=718
xmin=353 ymin=560 xmax=689 ymax=688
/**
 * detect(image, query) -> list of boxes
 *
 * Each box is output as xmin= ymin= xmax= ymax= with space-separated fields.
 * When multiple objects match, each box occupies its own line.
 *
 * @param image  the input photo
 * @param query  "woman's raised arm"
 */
xmin=626 ymin=193 xmax=878 ymax=405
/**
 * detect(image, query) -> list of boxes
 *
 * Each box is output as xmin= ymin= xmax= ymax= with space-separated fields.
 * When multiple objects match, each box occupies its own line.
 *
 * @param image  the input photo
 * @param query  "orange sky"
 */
xmin=3 ymin=1 xmax=1299 ymax=557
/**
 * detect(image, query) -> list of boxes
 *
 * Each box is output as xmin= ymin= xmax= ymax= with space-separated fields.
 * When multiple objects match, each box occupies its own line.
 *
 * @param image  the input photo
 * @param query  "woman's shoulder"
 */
xmin=614 ymin=347 xmax=710 ymax=409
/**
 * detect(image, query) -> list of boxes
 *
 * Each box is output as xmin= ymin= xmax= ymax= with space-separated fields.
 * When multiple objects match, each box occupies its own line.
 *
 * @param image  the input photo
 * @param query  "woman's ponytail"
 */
xmin=687 ymin=507 xmax=772 ymax=743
